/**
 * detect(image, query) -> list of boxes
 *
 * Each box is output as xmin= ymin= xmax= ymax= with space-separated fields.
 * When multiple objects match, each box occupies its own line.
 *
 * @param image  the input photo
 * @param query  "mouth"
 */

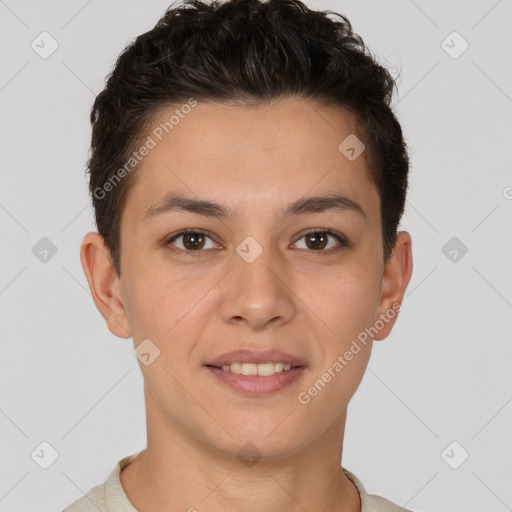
xmin=205 ymin=361 xmax=305 ymax=376
xmin=204 ymin=364 xmax=306 ymax=395
xmin=203 ymin=349 xmax=307 ymax=396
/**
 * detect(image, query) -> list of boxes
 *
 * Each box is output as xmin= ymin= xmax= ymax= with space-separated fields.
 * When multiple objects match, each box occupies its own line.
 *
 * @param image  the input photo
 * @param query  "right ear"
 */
xmin=80 ymin=231 xmax=131 ymax=339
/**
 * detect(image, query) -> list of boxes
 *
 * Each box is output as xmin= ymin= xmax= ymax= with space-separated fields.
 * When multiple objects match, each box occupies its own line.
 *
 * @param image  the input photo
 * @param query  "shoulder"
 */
xmin=342 ymin=467 xmax=414 ymax=512
xmin=367 ymin=493 xmax=415 ymax=512
xmin=61 ymin=482 xmax=106 ymax=512
xmin=61 ymin=451 xmax=141 ymax=512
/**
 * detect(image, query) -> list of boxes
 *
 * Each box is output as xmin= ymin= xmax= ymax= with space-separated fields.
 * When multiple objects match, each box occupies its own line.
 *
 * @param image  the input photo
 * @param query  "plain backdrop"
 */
xmin=1 ymin=1 xmax=511 ymax=511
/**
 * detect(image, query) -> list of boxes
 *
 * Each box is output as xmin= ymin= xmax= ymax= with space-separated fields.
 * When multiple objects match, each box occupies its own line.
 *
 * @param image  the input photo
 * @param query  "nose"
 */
xmin=219 ymin=242 xmax=296 ymax=330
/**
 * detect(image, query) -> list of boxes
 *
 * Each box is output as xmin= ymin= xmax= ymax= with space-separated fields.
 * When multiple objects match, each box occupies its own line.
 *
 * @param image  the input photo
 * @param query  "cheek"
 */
xmin=299 ymin=275 xmax=377 ymax=411
xmin=303 ymin=267 xmax=380 ymax=341
xmin=121 ymin=268 xmax=172 ymax=340
xmin=125 ymin=267 xmax=215 ymax=343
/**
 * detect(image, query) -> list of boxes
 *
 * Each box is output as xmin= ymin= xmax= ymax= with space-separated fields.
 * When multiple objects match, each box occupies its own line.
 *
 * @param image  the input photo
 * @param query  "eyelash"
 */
xmin=165 ymin=228 xmax=347 ymax=257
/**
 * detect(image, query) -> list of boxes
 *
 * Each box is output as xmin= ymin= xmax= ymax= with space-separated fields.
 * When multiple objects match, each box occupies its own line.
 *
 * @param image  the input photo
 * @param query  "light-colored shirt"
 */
xmin=62 ymin=451 xmax=414 ymax=512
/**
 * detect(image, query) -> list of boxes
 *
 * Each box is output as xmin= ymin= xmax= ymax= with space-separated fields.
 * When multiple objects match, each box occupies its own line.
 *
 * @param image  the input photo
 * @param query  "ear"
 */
xmin=80 ymin=232 xmax=131 ymax=339
xmin=373 ymin=231 xmax=413 ymax=341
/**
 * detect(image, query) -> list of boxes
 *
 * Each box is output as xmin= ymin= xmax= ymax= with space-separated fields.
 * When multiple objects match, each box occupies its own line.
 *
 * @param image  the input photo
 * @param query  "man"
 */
xmin=64 ymin=1 xmax=414 ymax=510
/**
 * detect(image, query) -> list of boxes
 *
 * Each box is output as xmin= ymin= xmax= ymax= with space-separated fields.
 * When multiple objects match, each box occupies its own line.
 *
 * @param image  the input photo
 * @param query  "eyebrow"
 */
xmin=143 ymin=191 xmax=366 ymax=222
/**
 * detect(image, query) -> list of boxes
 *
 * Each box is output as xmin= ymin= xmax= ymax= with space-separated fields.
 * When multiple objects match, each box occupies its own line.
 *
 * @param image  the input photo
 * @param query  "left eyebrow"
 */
xmin=143 ymin=192 xmax=366 ymax=222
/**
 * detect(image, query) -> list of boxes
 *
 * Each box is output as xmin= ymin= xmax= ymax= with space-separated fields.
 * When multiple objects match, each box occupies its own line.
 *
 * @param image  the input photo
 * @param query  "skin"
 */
xmin=80 ymin=97 xmax=413 ymax=512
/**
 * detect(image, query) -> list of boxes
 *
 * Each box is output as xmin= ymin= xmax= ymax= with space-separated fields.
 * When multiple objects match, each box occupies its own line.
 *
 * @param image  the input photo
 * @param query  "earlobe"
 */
xmin=80 ymin=232 xmax=132 ymax=339
xmin=373 ymin=231 xmax=413 ymax=341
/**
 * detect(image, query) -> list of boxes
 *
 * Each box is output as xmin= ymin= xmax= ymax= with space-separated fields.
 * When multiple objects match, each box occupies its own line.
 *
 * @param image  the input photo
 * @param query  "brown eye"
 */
xmin=167 ymin=230 xmax=218 ymax=253
xmin=293 ymin=230 xmax=346 ymax=252
xmin=305 ymin=232 xmax=328 ymax=250
xmin=181 ymin=232 xmax=205 ymax=250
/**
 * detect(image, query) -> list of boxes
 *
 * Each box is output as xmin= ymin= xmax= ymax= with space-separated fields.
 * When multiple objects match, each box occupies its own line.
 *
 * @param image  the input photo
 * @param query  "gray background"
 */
xmin=1 ymin=1 xmax=511 ymax=511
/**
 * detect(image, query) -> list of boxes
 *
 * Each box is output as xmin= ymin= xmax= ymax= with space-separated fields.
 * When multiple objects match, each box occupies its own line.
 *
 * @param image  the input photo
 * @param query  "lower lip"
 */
xmin=205 ymin=366 xmax=306 ymax=396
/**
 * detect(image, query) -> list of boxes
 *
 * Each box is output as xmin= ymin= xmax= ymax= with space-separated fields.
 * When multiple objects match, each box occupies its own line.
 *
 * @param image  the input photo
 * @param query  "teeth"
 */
xmin=220 ymin=362 xmax=293 ymax=375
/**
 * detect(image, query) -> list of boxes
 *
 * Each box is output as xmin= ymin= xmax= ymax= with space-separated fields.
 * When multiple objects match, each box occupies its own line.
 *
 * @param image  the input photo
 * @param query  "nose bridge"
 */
xmin=236 ymin=236 xmax=281 ymax=288
xmin=220 ymin=234 xmax=295 ymax=328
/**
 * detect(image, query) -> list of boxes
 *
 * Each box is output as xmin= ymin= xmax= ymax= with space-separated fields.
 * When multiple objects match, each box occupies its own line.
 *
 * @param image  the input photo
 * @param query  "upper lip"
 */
xmin=205 ymin=349 xmax=307 ymax=367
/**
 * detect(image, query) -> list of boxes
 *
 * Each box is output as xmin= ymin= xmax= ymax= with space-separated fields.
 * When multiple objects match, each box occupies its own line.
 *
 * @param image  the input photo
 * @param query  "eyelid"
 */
xmin=167 ymin=227 xmax=218 ymax=241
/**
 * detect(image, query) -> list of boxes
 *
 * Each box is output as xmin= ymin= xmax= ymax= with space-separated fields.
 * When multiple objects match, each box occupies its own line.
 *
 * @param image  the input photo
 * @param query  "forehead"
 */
xmin=143 ymin=98 xmax=362 ymax=162
xmin=123 ymin=98 xmax=379 ymax=222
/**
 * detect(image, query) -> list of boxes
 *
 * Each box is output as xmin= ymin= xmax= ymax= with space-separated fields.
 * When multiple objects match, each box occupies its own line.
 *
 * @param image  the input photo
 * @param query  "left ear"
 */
xmin=373 ymin=231 xmax=413 ymax=341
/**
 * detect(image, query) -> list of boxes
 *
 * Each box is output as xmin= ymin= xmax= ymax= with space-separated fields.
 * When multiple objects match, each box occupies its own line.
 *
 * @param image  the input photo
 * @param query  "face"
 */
xmin=82 ymin=97 xmax=412 ymax=460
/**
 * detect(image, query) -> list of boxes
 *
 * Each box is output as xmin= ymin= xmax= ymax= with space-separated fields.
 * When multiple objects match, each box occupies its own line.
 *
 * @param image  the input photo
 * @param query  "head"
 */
xmin=81 ymin=0 xmax=413 ymax=461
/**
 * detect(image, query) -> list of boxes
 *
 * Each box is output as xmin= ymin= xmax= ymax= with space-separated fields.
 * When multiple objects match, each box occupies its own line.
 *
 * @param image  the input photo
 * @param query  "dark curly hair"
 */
xmin=87 ymin=0 xmax=409 ymax=276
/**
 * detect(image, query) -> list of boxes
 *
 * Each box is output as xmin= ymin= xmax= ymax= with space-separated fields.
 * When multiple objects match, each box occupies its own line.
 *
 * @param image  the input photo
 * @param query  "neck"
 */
xmin=120 ymin=403 xmax=361 ymax=512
